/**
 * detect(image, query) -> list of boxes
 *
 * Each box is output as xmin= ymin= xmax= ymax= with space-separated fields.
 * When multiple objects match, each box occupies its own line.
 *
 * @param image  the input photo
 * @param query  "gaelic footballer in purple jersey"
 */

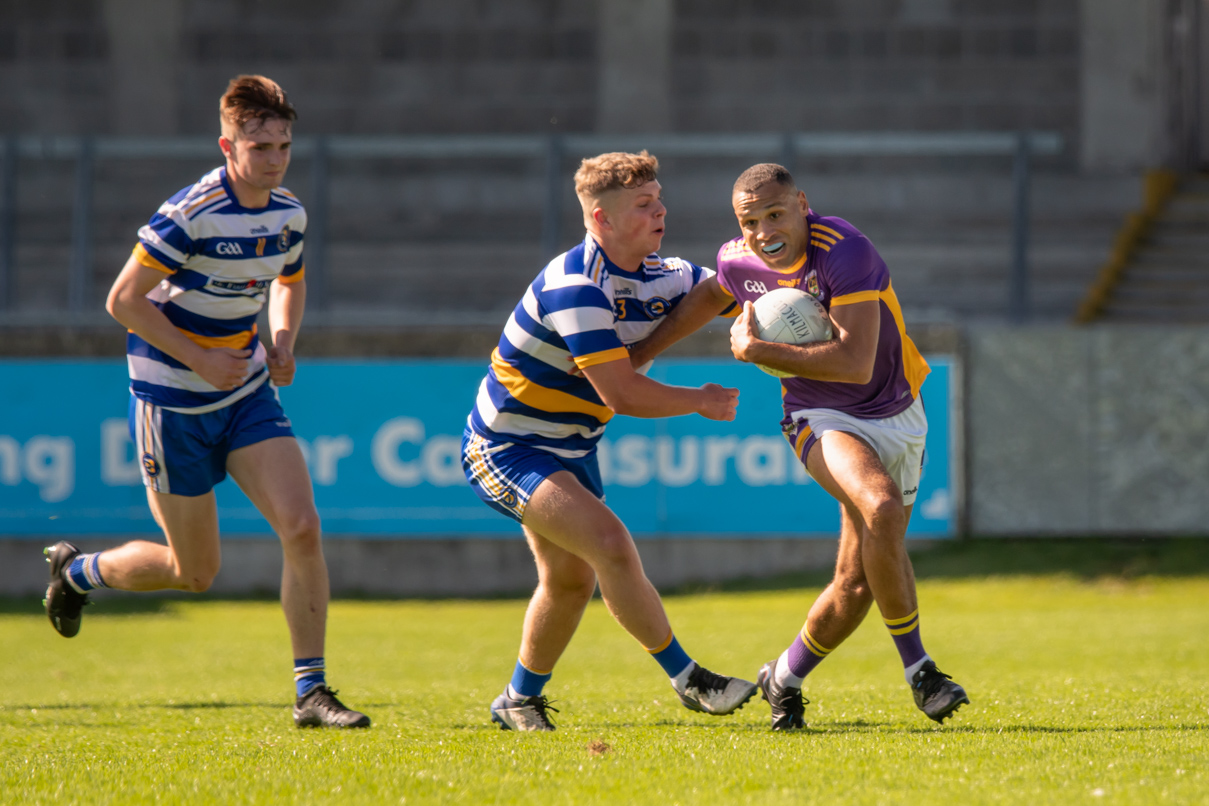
xmin=716 ymin=212 xmax=930 ymax=459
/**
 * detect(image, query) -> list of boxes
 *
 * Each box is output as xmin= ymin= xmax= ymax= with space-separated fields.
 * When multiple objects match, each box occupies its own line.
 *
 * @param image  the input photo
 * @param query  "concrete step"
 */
xmin=1111 ymin=286 xmax=1209 ymax=303
xmin=0 ymin=166 xmax=1143 ymax=324
xmin=1125 ymin=263 xmax=1209 ymax=278
xmin=1098 ymin=307 xmax=1209 ymax=322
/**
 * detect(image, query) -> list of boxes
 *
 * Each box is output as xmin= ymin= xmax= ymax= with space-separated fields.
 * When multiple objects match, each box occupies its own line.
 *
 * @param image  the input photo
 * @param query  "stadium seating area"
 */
xmin=1094 ymin=174 xmax=1209 ymax=322
xmin=0 ymin=149 xmax=1139 ymax=328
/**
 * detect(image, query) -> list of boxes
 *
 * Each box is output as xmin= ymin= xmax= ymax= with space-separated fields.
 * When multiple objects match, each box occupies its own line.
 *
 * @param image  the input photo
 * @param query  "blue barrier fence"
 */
xmin=0 ymin=358 xmax=955 ymax=538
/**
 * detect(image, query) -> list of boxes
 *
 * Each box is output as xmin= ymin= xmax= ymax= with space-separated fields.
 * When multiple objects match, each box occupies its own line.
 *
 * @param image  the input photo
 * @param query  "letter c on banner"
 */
xmin=371 ymin=417 xmax=425 ymax=487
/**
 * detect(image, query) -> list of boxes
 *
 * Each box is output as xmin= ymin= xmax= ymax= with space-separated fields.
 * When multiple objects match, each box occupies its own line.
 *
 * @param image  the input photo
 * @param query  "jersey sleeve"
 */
xmin=710 ymin=247 xmax=742 ymax=318
xmin=713 ymin=244 xmax=738 ymax=299
xmin=540 ymin=280 xmax=628 ymax=369
xmin=278 ymin=210 xmax=308 ymax=285
xmin=134 ymin=203 xmax=196 ymax=274
xmin=823 ymin=236 xmax=888 ymax=307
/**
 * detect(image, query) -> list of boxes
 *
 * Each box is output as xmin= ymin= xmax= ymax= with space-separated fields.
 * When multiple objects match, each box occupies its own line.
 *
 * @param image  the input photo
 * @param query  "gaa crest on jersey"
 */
xmin=805 ymin=270 xmax=821 ymax=298
xmin=500 ymin=490 xmax=519 ymax=509
xmin=278 ymin=226 xmax=291 ymax=253
xmin=644 ymin=297 xmax=669 ymax=317
xmin=141 ymin=453 xmax=160 ymax=478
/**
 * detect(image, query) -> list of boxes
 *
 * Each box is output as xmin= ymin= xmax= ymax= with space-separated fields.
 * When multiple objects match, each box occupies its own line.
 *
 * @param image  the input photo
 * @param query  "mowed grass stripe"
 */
xmin=2 ymin=575 xmax=1207 ymax=804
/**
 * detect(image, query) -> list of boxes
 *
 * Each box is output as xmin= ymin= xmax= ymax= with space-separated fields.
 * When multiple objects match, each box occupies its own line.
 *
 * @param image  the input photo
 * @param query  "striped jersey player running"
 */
xmin=41 ymin=76 xmax=368 ymax=729
xmin=628 ymin=163 xmax=969 ymax=729
xmin=462 ymin=151 xmax=757 ymax=731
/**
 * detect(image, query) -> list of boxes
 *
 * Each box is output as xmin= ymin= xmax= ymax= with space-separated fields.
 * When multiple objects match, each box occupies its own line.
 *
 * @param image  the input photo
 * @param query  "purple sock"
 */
xmin=777 ymin=628 xmax=833 ymax=687
xmin=884 ymin=609 xmax=927 ymax=668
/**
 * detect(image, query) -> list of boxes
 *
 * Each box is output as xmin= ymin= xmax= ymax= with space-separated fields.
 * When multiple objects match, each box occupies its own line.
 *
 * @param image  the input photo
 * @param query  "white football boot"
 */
xmin=490 ymin=690 xmax=558 ymax=731
xmin=675 ymin=663 xmax=759 ymax=715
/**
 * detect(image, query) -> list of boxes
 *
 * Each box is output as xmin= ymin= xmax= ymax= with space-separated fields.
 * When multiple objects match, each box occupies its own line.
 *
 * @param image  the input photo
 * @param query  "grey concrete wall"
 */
xmin=597 ymin=0 xmax=673 ymax=132
xmin=968 ymin=325 xmax=1209 ymax=535
xmin=0 ymin=536 xmax=842 ymax=598
xmin=671 ymin=1 xmax=1080 ymax=138
xmin=102 ymin=0 xmax=184 ymax=135
xmin=0 ymin=0 xmax=1081 ymax=139
xmin=1079 ymin=0 xmax=1164 ymax=171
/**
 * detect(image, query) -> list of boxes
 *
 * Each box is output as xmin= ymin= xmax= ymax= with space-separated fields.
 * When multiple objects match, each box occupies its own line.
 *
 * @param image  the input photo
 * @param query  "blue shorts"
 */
xmin=129 ymin=382 xmax=295 ymax=497
xmin=461 ymin=427 xmax=604 ymax=524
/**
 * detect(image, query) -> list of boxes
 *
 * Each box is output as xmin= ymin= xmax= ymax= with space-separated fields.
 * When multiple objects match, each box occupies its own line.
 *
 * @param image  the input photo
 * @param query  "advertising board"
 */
xmin=0 ymin=358 xmax=956 ymax=538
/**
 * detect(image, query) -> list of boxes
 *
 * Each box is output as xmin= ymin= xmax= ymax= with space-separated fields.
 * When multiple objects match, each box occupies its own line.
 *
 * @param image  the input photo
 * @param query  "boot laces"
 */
xmin=524 ymin=695 xmax=559 ymax=727
xmin=687 ymin=665 xmax=728 ymax=694
xmin=916 ymin=665 xmax=953 ymax=698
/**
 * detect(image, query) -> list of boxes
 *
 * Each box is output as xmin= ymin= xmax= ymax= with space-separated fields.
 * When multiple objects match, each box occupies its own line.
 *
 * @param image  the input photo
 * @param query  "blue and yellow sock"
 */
xmin=64 ymin=552 xmax=108 ymax=593
xmin=294 ymin=657 xmax=326 ymax=698
xmin=884 ymin=609 xmax=931 ymax=682
xmin=507 ymin=659 xmax=552 ymax=699
xmin=646 ymin=630 xmax=693 ymax=680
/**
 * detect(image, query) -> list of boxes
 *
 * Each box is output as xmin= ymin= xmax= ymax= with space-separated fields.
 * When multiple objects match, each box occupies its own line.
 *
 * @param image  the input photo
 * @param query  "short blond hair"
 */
xmin=574 ymin=151 xmax=659 ymax=208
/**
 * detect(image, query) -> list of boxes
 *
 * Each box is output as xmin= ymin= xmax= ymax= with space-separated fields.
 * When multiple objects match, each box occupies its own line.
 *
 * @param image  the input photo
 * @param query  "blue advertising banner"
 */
xmin=0 ymin=358 xmax=956 ymax=538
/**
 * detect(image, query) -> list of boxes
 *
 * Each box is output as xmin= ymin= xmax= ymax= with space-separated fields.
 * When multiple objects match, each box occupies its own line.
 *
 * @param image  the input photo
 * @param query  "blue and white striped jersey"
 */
xmin=468 ymin=234 xmax=720 ymax=458
xmin=127 ymin=166 xmax=306 ymax=413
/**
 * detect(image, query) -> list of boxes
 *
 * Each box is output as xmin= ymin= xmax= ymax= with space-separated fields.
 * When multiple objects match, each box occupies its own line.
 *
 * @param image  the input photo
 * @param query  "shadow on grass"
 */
xmin=671 ymin=537 xmax=1209 ymax=595
xmin=805 ymin=722 xmax=1209 ymax=736
xmin=0 ymin=595 xmax=182 ymax=616
xmin=2 ymin=701 xmax=283 ymax=711
xmin=542 ymin=719 xmax=1209 ymax=736
xmin=3 ymin=700 xmax=399 ymax=712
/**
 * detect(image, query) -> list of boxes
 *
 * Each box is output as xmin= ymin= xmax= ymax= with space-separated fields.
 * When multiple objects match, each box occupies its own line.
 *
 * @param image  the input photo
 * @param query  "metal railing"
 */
xmin=0 ymin=131 xmax=1061 ymax=323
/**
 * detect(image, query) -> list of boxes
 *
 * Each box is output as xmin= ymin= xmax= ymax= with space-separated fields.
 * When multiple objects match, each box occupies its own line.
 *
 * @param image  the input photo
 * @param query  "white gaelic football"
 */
xmin=751 ymin=288 xmax=833 ymax=378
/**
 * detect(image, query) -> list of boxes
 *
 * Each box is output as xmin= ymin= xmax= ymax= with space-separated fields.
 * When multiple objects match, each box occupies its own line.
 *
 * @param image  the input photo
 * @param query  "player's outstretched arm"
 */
xmin=627 ymin=276 xmax=733 ymax=368
xmin=106 ymin=254 xmax=251 ymax=391
xmin=731 ymin=298 xmax=879 ymax=383
xmin=581 ymin=357 xmax=738 ymax=421
xmin=267 ymin=276 xmax=305 ymax=386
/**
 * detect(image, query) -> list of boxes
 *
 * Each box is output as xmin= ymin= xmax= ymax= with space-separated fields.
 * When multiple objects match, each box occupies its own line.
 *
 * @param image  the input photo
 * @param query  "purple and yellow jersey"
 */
xmin=128 ymin=166 xmax=306 ymax=413
xmin=469 ymin=234 xmax=719 ymax=458
xmin=716 ymin=211 xmax=929 ymax=422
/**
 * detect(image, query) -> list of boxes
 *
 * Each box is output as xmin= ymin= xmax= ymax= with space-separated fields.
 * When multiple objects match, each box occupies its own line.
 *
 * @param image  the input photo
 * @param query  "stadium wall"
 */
xmin=2 ymin=0 xmax=1081 ymax=141
xmin=968 ymin=325 xmax=1209 ymax=536
xmin=2 ymin=0 xmax=1190 ymax=171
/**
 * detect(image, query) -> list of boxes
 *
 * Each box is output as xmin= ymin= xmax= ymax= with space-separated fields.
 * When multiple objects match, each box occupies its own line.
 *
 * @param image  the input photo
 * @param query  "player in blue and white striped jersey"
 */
xmin=125 ymin=161 xmax=305 ymax=413
xmin=40 ymin=76 xmax=368 ymax=730
xmin=467 ymin=237 xmax=714 ymax=461
xmin=462 ymin=151 xmax=757 ymax=731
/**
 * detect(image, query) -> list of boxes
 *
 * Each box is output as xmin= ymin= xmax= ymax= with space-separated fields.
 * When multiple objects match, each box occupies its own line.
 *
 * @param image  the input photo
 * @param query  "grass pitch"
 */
xmin=2 ymin=540 xmax=1208 ymax=804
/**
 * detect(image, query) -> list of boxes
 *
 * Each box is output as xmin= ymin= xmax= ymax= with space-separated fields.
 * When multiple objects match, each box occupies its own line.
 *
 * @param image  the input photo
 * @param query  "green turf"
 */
xmin=3 ymin=549 xmax=1208 ymax=804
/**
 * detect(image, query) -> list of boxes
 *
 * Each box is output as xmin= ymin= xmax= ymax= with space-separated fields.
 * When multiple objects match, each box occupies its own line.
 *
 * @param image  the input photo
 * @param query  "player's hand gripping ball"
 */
xmin=751 ymin=288 xmax=833 ymax=378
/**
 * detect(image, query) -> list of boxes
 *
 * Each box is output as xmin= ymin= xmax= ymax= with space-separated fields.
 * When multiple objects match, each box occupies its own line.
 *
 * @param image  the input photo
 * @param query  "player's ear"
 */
xmin=797 ymin=190 xmax=809 ymax=213
xmin=591 ymin=206 xmax=610 ymax=230
xmin=218 ymin=136 xmax=233 ymax=159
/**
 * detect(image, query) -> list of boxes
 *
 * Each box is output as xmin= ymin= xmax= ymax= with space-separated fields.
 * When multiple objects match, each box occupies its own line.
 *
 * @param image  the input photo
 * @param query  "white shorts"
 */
xmin=784 ymin=395 xmax=927 ymax=505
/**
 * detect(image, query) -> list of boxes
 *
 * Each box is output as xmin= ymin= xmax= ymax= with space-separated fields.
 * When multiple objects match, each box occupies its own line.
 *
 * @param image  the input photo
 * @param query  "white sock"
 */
xmin=774 ymin=650 xmax=806 ymax=689
xmin=506 ymin=684 xmax=523 ymax=700
xmin=669 ymin=660 xmax=697 ymax=694
xmin=904 ymin=654 xmax=932 ymax=685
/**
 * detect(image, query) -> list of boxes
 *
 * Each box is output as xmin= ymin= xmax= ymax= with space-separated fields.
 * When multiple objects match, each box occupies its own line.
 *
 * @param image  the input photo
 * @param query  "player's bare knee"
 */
xmin=864 ymin=495 xmax=906 ymax=538
xmin=591 ymin=529 xmax=641 ymax=576
xmin=176 ymin=561 xmax=220 ymax=593
xmin=542 ymin=567 xmax=596 ymax=606
xmin=277 ymin=510 xmax=323 ymax=553
xmin=182 ymin=573 xmax=216 ymax=593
